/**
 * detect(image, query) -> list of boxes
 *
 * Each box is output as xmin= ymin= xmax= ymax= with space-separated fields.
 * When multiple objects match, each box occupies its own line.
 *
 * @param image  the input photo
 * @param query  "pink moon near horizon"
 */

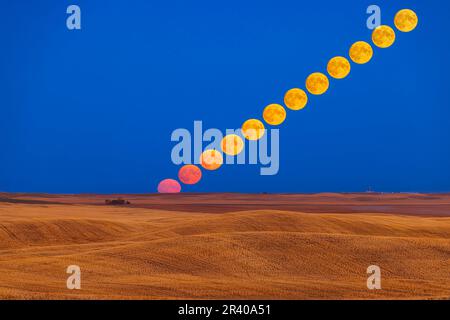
xmin=157 ymin=179 xmax=181 ymax=193
xmin=178 ymin=164 xmax=202 ymax=185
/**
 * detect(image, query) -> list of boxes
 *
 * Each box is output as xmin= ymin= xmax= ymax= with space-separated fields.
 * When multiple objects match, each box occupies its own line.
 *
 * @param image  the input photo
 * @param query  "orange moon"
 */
xmin=284 ymin=88 xmax=308 ymax=111
xmin=242 ymin=119 xmax=265 ymax=140
xmin=157 ymin=179 xmax=181 ymax=193
xmin=327 ymin=56 xmax=351 ymax=79
xmin=263 ymin=104 xmax=286 ymax=126
xmin=178 ymin=164 xmax=202 ymax=184
xmin=221 ymin=134 xmax=244 ymax=156
xmin=199 ymin=149 xmax=223 ymax=170
xmin=349 ymin=41 xmax=373 ymax=64
xmin=306 ymin=72 xmax=330 ymax=95
xmin=394 ymin=9 xmax=418 ymax=32
xmin=372 ymin=25 xmax=396 ymax=48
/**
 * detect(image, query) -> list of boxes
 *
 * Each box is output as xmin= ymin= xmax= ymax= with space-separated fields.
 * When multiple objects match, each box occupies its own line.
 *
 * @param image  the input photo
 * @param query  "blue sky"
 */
xmin=1 ymin=0 xmax=449 ymax=193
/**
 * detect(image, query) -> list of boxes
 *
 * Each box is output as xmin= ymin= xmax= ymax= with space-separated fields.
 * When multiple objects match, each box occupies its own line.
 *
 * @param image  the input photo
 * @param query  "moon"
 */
xmin=349 ymin=41 xmax=373 ymax=64
xmin=327 ymin=56 xmax=351 ymax=79
xmin=200 ymin=149 xmax=223 ymax=170
xmin=372 ymin=25 xmax=396 ymax=48
xmin=394 ymin=9 xmax=418 ymax=32
xmin=263 ymin=104 xmax=286 ymax=126
xmin=284 ymin=88 xmax=308 ymax=110
xmin=178 ymin=164 xmax=202 ymax=185
xmin=157 ymin=179 xmax=181 ymax=193
xmin=306 ymin=72 xmax=329 ymax=95
xmin=221 ymin=134 xmax=244 ymax=156
xmin=242 ymin=119 xmax=265 ymax=140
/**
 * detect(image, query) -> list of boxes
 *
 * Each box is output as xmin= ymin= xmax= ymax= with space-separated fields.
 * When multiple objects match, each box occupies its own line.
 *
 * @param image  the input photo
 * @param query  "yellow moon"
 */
xmin=349 ymin=41 xmax=373 ymax=64
xmin=262 ymin=104 xmax=286 ymax=126
xmin=242 ymin=119 xmax=265 ymax=140
xmin=306 ymin=72 xmax=329 ymax=95
xmin=199 ymin=149 xmax=223 ymax=170
xmin=372 ymin=25 xmax=396 ymax=48
xmin=394 ymin=9 xmax=418 ymax=32
xmin=221 ymin=134 xmax=244 ymax=156
xmin=284 ymin=88 xmax=308 ymax=110
xmin=327 ymin=56 xmax=351 ymax=79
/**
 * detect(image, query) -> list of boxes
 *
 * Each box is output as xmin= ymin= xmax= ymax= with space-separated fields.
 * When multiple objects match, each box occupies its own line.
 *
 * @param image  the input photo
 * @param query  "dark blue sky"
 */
xmin=1 ymin=0 xmax=449 ymax=193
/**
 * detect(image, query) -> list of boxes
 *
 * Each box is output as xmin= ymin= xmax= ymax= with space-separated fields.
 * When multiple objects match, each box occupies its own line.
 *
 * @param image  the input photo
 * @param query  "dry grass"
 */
xmin=0 ymin=193 xmax=449 ymax=299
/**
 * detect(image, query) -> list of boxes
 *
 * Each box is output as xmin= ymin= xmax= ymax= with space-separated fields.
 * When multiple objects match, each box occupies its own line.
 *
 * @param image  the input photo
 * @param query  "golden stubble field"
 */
xmin=0 ymin=192 xmax=449 ymax=300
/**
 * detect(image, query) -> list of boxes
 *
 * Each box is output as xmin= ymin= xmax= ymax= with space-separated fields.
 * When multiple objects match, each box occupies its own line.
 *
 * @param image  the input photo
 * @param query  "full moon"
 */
xmin=372 ymin=25 xmax=396 ymax=48
xmin=242 ymin=119 xmax=265 ymax=140
xmin=306 ymin=72 xmax=329 ymax=95
xmin=284 ymin=88 xmax=308 ymax=110
xmin=157 ymin=179 xmax=181 ymax=193
xmin=262 ymin=104 xmax=286 ymax=126
xmin=221 ymin=134 xmax=244 ymax=156
xmin=200 ymin=149 xmax=223 ymax=170
xmin=349 ymin=41 xmax=373 ymax=64
xmin=327 ymin=56 xmax=351 ymax=79
xmin=178 ymin=164 xmax=202 ymax=185
xmin=394 ymin=9 xmax=418 ymax=32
